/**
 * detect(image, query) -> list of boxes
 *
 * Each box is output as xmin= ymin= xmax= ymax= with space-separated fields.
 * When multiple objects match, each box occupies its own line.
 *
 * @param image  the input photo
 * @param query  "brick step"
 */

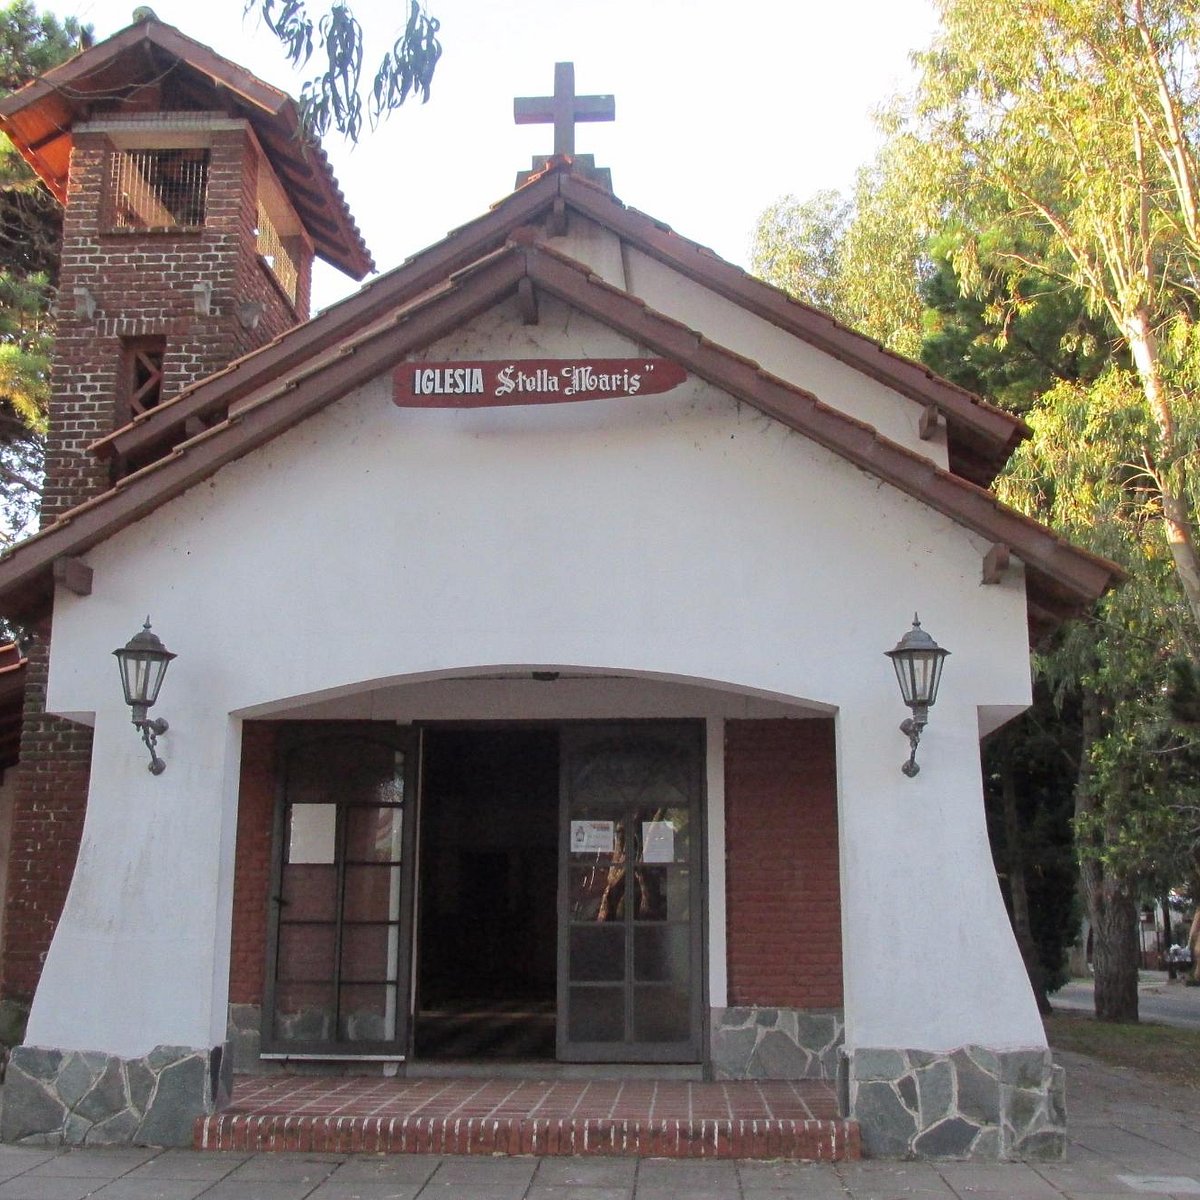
xmin=193 ymin=1077 xmax=860 ymax=1161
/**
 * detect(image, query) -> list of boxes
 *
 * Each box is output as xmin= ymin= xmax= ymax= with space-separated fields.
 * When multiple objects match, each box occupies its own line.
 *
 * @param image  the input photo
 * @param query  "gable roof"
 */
xmin=0 ymin=17 xmax=372 ymax=278
xmin=0 ymin=230 xmax=1121 ymax=635
xmin=89 ymin=163 xmax=1023 ymax=487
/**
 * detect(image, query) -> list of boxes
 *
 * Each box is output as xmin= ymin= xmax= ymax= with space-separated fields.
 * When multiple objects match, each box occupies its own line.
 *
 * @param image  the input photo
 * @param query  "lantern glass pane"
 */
xmin=116 ymin=655 xmax=138 ymax=705
xmin=926 ymin=653 xmax=947 ymax=706
xmin=117 ymin=650 xmax=171 ymax=707
xmin=145 ymin=656 xmax=170 ymax=706
xmin=910 ymin=651 xmax=935 ymax=703
xmin=891 ymin=656 xmax=916 ymax=705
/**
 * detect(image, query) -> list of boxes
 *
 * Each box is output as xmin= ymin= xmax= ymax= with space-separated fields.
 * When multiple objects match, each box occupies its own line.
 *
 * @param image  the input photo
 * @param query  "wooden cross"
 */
xmin=513 ymin=63 xmax=615 ymax=158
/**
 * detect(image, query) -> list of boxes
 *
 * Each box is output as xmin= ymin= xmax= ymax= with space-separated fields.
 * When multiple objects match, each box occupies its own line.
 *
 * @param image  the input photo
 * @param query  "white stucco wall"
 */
xmin=552 ymin=217 xmax=946 ymax=464
xmin=32 ymin=293 xmax=1042 ymax=1060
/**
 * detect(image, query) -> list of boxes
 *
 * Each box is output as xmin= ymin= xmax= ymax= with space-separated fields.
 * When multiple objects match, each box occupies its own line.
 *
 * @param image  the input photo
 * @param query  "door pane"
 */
xmin=568 ymin=864 xmax=627 ymax=921
xmin=280 ymin=864 xmax=337 ymax=920
xmin=340 ymin=923 xmax=399 ymax=981
xmin=634 ymin=807 xmax=689 ymax=863
xmin=627 ymin=866 xmax=690 ymax=921
xmin=568 ymin=987 xmax=623 ymax=1041
xmin=339 ymin=984 xmax=398 ymax=1042
xmin=343 ymin=864 xmax=403 ymax=921
xmin=633 ymin=986 xmax=690 ymax=1042
xmin=570 ymin=926 xmax=625 ymax=981
xmin=345 ymin=805 xmax=404 ymax=863
xmin=634 ymin=925 xmax=690 ymax=984
xmin=274 ymin=982 xmax=335 ymax=1043
xmin=277 ymin=925 xmax=335 ymax=982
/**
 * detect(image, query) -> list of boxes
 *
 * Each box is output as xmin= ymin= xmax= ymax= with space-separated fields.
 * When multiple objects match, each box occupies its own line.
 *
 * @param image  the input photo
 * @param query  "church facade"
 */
xmin=0 ymin=17 xmax=1119 ymax=1159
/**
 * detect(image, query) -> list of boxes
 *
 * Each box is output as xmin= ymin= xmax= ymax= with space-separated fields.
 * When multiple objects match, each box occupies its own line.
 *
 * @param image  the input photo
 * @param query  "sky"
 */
xmin=43 ymin=0 xmax=941 ymax=311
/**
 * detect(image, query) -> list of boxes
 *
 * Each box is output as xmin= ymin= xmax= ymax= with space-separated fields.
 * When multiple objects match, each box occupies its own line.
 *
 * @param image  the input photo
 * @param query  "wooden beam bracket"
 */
xmin=919 ymin=403 xmax=941 ymax=440
xmin=982 ymin=543 xmax=1011 ymax=585
xmin=517 ymin=277 xmax=539 ymax=325
xmin=53 ymin=557 xmax=93 ymax=597
xmin=547 ymin=196 xmax=568 ymax=238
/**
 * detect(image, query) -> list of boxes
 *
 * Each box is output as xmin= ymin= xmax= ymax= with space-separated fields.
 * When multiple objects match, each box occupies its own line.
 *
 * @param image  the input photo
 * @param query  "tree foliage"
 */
xmin=751 ymin=0 xmax=1200 ymax=1021
xmin=751 ymin=190 xmax=851 ymax=317
xmin=750 ymin=135 xmax=930 ymax=358
xmin=913 ymin=0 xmax=1200 ymax=638
xmin=0 ymin=1 xmax=88 ymax=548
xmin=250 ymin=0 xmax=440 ymax=141
xmin=921 ymin=229 xmax=1115 ymax=414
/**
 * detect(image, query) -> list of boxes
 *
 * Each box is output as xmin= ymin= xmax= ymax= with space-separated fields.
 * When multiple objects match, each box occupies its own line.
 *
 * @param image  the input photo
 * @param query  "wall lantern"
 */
xmin=113 ymin=618 xmax=176 ymax=775
xmin=885 ymin=614 xmax=950 ymax=778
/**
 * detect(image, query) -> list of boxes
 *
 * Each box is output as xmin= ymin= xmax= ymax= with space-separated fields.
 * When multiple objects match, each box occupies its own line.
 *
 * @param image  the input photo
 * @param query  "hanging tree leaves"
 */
xmin=251 ymin=0 xmax=441 ymax=142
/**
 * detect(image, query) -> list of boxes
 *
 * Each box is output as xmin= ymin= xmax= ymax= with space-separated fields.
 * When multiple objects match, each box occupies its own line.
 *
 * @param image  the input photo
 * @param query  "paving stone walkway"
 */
xmin=0 ymin=1050 xmax=1194 ymax=1198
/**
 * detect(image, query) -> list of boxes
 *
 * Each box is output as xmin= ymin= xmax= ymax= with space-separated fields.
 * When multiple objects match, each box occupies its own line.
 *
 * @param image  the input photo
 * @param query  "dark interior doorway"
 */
xmin=415 ymin=727 xmax=559 ymax=1059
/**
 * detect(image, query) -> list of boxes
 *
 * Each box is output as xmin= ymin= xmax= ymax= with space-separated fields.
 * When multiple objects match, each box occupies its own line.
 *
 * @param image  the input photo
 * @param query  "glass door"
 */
xmin=558 ymin=723 xmax=704 ymax=1062
xmin=263 ymin=725 xmax=418 ymax=1056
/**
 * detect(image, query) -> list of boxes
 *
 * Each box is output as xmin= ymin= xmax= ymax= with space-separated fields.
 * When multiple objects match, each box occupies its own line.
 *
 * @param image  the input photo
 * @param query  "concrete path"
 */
xmin=0 ymin=1050 xmax=1195 ymax=1198
xmin=1053 ymin=972 xmax=1200 ymax=1031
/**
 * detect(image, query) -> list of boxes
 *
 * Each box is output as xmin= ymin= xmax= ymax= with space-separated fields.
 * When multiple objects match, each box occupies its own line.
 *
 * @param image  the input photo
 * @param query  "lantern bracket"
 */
xmin=137 ymin=716 xmax=169 ymax=775
xmin=899 ymin=708 xmax=928 ymax=777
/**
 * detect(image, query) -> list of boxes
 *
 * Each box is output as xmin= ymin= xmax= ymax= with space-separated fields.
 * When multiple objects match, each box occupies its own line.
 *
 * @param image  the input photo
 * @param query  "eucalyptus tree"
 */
xmin=913 ymin=0 xmax=1200 ymax=638
xmin=750 ymin=133 xmax=930 ymax=358
xmin=250 ymin=0 xmax=440 ymax=141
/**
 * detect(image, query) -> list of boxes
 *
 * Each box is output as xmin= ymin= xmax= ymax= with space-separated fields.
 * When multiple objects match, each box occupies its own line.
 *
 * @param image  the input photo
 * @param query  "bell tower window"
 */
xmin=110 ymin=148 xmax=210 ymax=229
xmin=256 ymin=156 xmax=305 ymax=307
xmin=120 ymin=337 xmax=166 ymax=420
xmin=256 ymin=199 xmax=298 ymax=304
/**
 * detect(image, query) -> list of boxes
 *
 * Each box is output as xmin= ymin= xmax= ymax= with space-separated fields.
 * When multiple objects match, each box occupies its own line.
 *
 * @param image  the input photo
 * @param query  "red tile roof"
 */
xmin=0 ymin=16 xmax=372 ymax=278
xmin=0 ymin=234 xmax=1121 ymax=636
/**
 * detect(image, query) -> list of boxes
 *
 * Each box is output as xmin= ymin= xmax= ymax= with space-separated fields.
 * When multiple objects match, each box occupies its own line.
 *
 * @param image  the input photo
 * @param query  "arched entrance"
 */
xmin=237 ymin=669 xmax=833 ymax=1072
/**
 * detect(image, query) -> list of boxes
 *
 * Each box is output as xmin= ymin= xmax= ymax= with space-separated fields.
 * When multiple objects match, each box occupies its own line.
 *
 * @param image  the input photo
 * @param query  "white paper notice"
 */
xmin=642 ymin=821 xmax=675 ymax=863
xmin=571 ymin=820 xmax=615 ymax=854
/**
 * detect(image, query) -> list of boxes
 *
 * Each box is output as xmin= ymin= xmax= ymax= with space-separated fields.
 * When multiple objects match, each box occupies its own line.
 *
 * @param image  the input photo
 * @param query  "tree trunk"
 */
xmin=1074 ymin=689 xmax=1140 ymax=1022
xmin=1086 ymin=875 xmax=1140 ymax=1020
xmin=998 ymin=735 xmax=1051 ymax=1013
xmin=1190 ymin=905 xmax=1200 ymax=986
xmin=1124 ymin=308 xmax=1200 ymax=636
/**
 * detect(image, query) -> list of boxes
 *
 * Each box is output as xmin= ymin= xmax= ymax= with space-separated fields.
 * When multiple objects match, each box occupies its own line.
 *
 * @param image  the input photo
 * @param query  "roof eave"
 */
xmin=0 ymin=238 xmax=1121 ymax=637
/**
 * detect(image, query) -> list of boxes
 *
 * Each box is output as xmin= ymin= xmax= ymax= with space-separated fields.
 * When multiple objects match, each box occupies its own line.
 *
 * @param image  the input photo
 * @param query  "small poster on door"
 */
xmin=570 ymin=820 xmax=615 ymax=854
xmin=642 ymin=820 xmax=675 ymax=863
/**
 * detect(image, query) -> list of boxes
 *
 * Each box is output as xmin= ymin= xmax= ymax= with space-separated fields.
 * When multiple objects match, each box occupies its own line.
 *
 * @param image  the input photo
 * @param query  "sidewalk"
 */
xmin=0 ymin=1050 xmax=1194 ymax=1198
xmin=1052 ymin=971 xmax=1200 ymax=1031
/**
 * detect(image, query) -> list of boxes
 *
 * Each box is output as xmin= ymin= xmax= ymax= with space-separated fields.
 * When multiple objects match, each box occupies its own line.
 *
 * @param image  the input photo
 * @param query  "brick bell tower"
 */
xmin=0 ymin=15 xmax=371 ymax=1009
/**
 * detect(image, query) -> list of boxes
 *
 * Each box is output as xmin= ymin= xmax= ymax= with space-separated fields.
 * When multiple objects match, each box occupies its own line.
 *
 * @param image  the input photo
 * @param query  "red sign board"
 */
xmin=393 ymin=359 xmax=687 ymax=407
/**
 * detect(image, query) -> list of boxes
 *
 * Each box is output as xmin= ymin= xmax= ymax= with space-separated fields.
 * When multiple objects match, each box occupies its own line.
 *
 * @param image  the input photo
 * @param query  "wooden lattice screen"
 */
xmin=110 ymin=148 xmax=209 ymax=229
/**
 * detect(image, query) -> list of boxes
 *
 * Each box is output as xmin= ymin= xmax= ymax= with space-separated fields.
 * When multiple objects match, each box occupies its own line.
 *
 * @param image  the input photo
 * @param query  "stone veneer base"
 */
xmin=2 ymin=1043 xmax=231 ymax=1146
xmin=230 ymin=1004 xmax=848 ymax=1081
xmin=845 ymin=1045 xmax=1066 ymax=1160
xmin=710 ymin=1007 xmax=844 ymax=1081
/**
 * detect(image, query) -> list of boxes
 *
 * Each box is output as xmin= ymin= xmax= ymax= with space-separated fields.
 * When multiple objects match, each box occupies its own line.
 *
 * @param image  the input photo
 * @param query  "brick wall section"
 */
xmin=228 ymin=722 xmax=278 ymax=1005
xmin=0 ymin=625 xmax=93 ymax=1002
xmin=724 ymin=718 xmax=843 ymax=1008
